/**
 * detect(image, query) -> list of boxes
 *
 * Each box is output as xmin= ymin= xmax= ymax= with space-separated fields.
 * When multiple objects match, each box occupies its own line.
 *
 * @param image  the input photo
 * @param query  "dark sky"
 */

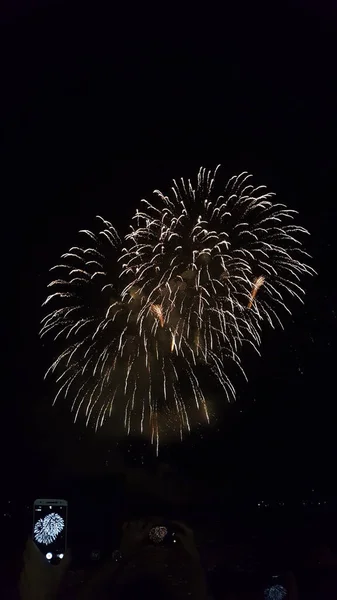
xmin=1 ymin=1 xmax=337 ymax=507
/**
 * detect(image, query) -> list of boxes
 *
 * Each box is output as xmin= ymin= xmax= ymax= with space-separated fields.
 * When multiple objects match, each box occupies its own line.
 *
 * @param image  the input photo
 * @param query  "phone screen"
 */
xmin=264 ymin=576 xmax=288 ymax=599
xmin=33 ymin=499 xmax=67 ymax=564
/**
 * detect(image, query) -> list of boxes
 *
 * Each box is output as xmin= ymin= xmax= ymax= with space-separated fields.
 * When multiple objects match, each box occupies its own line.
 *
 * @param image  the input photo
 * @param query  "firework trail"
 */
xmin=41 ymin=166 xmax=315 ymax=452
xmin=247 ymin=276 xmax=265 ymax=309
xmin=34 ymin=513 xmax=64 ymax=545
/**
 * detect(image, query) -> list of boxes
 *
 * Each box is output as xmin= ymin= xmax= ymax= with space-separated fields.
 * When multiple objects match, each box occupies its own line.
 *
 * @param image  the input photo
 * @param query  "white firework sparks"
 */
xmin=264 ymin=584 xmax=287 ymax=600
xmin=41 ymin=166 xmax=315 ymax=453
xmin=34 ymin=512 xmax=64 ymax=545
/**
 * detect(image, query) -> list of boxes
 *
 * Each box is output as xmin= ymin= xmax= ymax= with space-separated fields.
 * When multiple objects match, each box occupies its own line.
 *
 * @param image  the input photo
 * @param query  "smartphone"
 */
xmin=32 ymin=499 xmax=68 ymax=564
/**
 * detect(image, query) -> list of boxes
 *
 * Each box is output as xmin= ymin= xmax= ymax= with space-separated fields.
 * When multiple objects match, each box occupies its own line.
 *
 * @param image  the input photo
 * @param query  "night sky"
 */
xmin=2 ymin=1 xmax=337 ymax=513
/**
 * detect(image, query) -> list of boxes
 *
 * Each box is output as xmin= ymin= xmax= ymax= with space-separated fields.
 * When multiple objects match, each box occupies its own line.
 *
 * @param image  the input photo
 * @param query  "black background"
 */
xmin=1 ymin=1 xmax=337 ymax=536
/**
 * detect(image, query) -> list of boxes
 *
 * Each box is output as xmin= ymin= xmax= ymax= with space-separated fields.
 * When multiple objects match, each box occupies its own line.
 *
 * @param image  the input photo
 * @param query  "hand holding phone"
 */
xmin=20 ymin=537 xmax=71 ymax=600
xmin=120 ymin=520 xmax=153 ymax=558
xmin=171 ymin=520 xmax=200 ymax=561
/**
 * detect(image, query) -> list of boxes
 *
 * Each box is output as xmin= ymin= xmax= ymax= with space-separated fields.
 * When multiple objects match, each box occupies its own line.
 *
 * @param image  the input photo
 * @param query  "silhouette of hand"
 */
xmin=171 ymin=521 xmax=200 ymax=561
xmin=284 ymin=571 xmax=298 ymax=600
xmin=120 ymin=520 xmax=152 ymax=559
xmin=19 ymin=537 xmax=71 ymax=600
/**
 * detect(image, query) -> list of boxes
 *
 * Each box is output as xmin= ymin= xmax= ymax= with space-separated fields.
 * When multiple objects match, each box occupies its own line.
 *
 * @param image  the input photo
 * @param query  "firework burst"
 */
xmin=41 ymin=166 xmax=315 ymax=453
xmin=34 ymin=513 xmax=64 ymax=545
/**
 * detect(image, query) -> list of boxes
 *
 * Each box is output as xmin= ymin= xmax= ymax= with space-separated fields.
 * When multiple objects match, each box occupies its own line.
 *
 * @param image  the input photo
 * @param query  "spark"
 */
xmin=150 ymin=304 xmax=165 ymax=327
xmin=247 ymin=275 xmax=265 ymax=308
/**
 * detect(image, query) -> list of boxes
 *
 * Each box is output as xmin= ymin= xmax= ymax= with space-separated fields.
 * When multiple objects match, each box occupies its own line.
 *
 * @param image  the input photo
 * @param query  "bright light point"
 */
xmin=46 ymin=552 xmax=52 ymax=560
xmin=58 ymin=553 xmax=64 ymax=559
